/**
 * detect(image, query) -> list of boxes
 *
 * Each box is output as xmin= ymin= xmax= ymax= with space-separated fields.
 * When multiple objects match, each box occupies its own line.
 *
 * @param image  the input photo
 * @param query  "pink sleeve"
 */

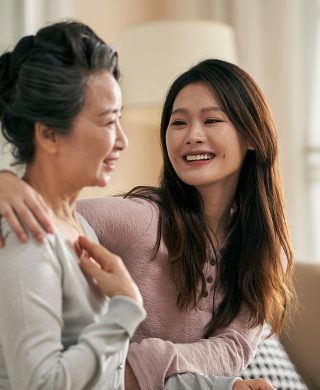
xmin=76 ymin=197 xmax=154 ymax=252
xmin=127 ymin=308 xmax=262 ymax=390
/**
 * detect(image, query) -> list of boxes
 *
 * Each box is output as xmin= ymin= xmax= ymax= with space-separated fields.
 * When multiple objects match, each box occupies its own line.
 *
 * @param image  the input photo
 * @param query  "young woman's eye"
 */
xmin=170 ymin=120 xmax=186 ymax=126
xmin=205 ymin=118 xmax=222 ymax=124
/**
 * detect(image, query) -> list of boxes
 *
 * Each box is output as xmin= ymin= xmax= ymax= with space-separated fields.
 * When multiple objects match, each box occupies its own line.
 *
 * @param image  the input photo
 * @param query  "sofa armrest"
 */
xmin=281 ymin=261 xmax=320 ymax=389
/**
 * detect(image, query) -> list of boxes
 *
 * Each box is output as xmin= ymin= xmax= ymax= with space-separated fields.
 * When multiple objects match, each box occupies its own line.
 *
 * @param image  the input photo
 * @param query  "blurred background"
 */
xmin=0 ymin=0 xmax=319 ymax=262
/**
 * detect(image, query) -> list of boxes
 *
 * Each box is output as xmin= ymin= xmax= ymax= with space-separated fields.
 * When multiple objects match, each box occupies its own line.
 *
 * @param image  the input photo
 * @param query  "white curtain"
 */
xmin=160 ymin=0 xmax=319 ymax=259
xmin=0 ymin=0 xmax=75 ymax=170
xmin=307 ymin=0 xmax=320 ymax=259
xmin=208 ymin=0 xmax=319 ymax=260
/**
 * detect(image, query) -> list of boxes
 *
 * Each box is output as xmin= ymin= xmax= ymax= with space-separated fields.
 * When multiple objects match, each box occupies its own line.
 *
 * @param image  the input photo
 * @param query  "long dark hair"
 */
xmin=0 ymin=20 xmax=119 ymax=164
xmin=126 ymin=59 xmax=293 ymax=337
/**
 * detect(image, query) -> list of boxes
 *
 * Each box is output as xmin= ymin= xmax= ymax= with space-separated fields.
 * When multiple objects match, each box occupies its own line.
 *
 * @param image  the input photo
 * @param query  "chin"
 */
xmin=96 ymin=174 xmax=112 ymax=187
xmin=179 ymin=176 xmax=208 ymax=187
xmin=84 ymin=174 xmax=111 ymax=188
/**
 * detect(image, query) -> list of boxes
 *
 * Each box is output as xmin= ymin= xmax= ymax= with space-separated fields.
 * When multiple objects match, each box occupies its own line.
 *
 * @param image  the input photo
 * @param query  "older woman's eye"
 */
xmin=102 ymin=121 xmax=116 ymax=129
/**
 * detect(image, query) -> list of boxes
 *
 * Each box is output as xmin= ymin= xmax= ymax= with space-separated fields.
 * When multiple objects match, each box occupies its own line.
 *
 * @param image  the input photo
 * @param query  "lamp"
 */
xmin=98 ymin=20 xmax=238 ymax=195
xmin=119 ymin=20 xmax=238 ymax=107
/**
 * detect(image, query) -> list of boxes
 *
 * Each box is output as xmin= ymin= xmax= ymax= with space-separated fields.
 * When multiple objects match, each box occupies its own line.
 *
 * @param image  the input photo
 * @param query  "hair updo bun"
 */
xmin=0 ymin=20 xmax=119 ymax=165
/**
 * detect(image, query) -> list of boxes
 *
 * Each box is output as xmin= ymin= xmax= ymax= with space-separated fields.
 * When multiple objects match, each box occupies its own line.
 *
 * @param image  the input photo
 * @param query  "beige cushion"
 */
xmin=241 ymin=324 xmax=307 ymax=389
xmin=281 ymin=261 xmax=320 ymax=389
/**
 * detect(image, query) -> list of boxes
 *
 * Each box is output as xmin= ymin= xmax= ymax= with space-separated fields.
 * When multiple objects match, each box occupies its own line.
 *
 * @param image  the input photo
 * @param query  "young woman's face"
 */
xmin=58 ymin=71 xmax=127 ymax=189
xmin=165 ymin=82 xmax=250 ymax=193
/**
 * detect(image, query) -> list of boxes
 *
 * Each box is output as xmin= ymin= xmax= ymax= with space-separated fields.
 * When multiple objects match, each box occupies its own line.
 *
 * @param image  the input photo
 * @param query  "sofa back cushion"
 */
xmin=241 ymin=324 xmax=307 ymax=390
xmin=281 ymin=261 xmax=320 ymax=389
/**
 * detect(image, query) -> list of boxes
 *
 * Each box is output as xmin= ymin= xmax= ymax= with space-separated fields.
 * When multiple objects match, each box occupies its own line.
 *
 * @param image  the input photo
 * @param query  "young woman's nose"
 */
xmin=185 ymin=122 xmax=206 ymax=145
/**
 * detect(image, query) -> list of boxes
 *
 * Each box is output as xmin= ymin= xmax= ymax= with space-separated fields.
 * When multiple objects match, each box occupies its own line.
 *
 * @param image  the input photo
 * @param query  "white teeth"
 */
xmin=186 ymin=153 xmax=213 ymax=161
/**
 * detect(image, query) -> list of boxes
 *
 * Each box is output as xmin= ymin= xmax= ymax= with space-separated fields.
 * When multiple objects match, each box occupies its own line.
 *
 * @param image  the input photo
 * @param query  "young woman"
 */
xmin=77 ymin=59 xmax=294 ymax=389
xmin=0 ymin=59 xmax=287 ymax=390
xmin=0 ymin=20 xmax=146 ymax=390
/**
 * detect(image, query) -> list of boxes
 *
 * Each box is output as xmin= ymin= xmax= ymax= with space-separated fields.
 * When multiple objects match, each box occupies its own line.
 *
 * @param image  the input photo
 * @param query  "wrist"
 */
xmin=232 ymin=378 xmax=243 ymax=389
xmin=125 ymin=361 xmax=140 ymax=390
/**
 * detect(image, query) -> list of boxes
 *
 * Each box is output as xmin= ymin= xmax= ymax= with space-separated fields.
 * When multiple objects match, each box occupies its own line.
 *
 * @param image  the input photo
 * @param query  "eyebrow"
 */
xmin=97 ymin=107 xmax=123 ymax=116
xmin=171 ymin=106 xmax=222 ymax=115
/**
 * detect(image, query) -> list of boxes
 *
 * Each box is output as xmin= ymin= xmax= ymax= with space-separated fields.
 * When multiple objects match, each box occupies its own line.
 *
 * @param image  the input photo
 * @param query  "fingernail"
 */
xmin=79 ymin=256 xmax=89 ymax=266
xmin=19 ymin=233 xmax=28 ymax=243
xmin=80 ymin=250 xmax=89 ymax=262
xmin=36 ymin=233 xmax=44 ymax=243
xmin=46 ymin=225 xmax=54 ymax=234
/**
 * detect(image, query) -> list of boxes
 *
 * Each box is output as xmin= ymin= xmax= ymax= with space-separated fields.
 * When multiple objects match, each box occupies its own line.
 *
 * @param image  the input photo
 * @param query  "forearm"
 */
xmin=127 ymin=323 xmax=262 ymax=390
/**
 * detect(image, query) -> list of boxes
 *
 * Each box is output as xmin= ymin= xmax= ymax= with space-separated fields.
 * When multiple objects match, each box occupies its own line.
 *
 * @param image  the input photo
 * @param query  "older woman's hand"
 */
xmin=78 ymin=236 xmax=143 ymax=306
xmin=233 ymin=378 xmax=276 ymax=389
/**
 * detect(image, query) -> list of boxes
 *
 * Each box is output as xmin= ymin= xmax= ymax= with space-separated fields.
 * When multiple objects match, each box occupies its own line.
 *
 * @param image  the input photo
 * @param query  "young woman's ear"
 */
xmin=34 ymin=121 xmax=59 ymax=154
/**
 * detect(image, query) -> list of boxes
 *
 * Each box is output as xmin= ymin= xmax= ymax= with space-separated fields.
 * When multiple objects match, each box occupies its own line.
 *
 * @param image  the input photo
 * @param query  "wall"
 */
xmin=0 ymin=0 xmax=316 ymax=258
xmin=74 ymin=0 xmax=317 ymax=259
xmin=75 ymin=0 xmax=166 ymax=198
xmin=75 ymin=0 xmax=222 ymax=199
xmin=0 ymin=0 xmax=75 ymax=173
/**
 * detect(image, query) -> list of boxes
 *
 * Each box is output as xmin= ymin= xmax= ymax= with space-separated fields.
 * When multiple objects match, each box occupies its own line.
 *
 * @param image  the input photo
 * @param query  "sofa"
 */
xmin=281 ymin=261 xmax=320 ymax=389
xmin=240 ymin=261 xmax=319 ymax=389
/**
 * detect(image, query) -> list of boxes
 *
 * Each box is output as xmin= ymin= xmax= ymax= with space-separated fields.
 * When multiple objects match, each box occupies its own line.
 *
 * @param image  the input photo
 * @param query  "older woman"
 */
xmin=0 ymin=21 xmax=145 ymax=390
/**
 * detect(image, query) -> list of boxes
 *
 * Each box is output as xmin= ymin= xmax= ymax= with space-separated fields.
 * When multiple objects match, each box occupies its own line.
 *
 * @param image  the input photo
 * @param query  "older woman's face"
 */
xmin=58 ymin=71 xmax=127 ymax=189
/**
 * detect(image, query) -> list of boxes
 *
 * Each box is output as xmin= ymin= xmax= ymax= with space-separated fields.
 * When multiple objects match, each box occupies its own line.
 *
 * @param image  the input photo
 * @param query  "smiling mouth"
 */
xmin=103 ymin=159 xmax=117 ymax=170
xmin=184 ymin=153 xmax=215 ymax=162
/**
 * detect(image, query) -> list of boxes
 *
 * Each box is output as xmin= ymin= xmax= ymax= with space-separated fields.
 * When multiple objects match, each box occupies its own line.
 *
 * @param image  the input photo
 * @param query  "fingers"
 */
xmin=22 ymin=196 xmax=54 ymax=241
xmin=0 ymin=173 xmax=54 ymax=244
xmin=28 ymin=192 xmax=54 ymax=232
xmin=78 ymin=236 xmax=143 ymax=305
xmin=0 ymin=205 xmax=28 ymax=243
xmin=235 ymin=378 xmax=276 ymax=390
xmin=78 ymin=236 xmax=116 ymax=271
xmin=0 ymin=219 xmax=4 ymax=248
xmin=254 ymin=378 xmax=275 ymax=390
xmin=79 ymin=249 xmax=106 ymax=284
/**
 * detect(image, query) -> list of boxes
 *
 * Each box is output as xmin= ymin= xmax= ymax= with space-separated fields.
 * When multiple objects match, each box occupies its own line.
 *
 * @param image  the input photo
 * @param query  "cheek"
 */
xmin=89 ymin=131 xmax=115 ymax=158
xmin=224 ymin=132 xmax=247 ymax=158
xmin=236 ymin=138 xmax=249 ymax=159
xmin=165 ymin=134 xmax=172 ymax=159
xmin=165 ymin=132 xmax=179 ymax=162
xmin=102 ymin=131 xmax=116 ymax=153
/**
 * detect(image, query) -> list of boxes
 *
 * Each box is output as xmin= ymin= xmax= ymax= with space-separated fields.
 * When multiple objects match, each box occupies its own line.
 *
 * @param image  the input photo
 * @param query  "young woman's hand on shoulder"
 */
xmin=78 ymin=236 xmax=143 ymax=306
xmin=0 ymin=171 xmax=53 ymax=245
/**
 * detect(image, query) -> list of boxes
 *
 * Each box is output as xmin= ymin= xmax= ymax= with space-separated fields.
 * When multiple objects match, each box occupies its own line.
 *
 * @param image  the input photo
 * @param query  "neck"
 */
xmin=24 ymin=159 xmax=79 ymax=219
xmin=197 ymin=182 xmax=237 ymax=246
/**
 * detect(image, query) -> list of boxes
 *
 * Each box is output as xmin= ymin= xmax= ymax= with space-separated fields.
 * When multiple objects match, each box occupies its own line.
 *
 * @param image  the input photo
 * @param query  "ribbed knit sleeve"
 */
xmin=126 ymin=310 xmax=261 ymax=390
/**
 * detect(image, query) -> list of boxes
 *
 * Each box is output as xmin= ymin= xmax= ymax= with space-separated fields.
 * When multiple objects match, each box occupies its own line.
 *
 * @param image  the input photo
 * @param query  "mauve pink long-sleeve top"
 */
xmin=77 ymin=196 xmax=262 ymax=390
